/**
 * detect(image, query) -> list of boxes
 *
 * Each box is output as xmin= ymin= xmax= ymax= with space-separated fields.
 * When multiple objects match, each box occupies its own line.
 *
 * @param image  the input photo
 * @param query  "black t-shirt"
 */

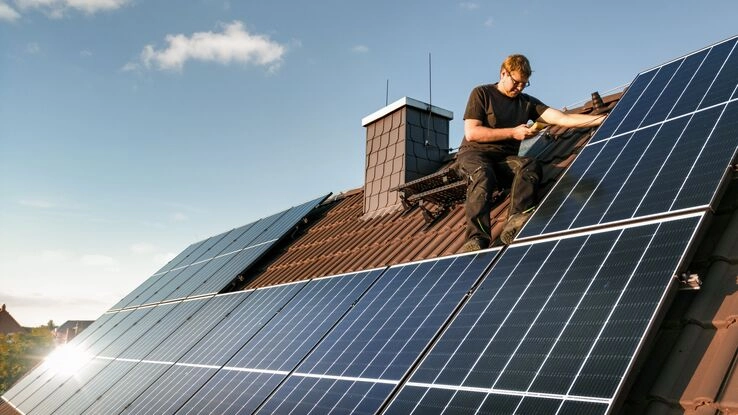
xmin=459 ymin=83 xmax=549 ymax=155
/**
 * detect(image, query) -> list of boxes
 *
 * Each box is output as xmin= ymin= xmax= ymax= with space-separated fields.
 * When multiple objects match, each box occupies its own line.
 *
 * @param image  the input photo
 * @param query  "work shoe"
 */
xmin=500 ymin=210 xmax=534 ymax=245
xmin=460 ymin=237 xmax=489 ymax=253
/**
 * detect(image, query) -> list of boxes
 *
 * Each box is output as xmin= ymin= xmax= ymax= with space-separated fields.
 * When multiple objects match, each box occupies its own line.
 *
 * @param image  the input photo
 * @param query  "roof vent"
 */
xmin=360 ymin=97 xmax=453 ymax=218
xmin=591 ymin=91 xmax=605 ymax=112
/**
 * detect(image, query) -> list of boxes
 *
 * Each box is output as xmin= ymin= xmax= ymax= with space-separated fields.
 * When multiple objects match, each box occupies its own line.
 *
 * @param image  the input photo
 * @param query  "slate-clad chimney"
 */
xmin=361 ymin=97 xmax=453 ymax=218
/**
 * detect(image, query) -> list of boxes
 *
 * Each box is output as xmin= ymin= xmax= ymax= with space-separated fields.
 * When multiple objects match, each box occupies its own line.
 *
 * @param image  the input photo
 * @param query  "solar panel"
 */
xmin=517 ymin=36 xmax=737 ymax=241
xmin=113 ymin=194 xmax=328 ymax=309
xmin=384 ymin=214 xmax=703 ymax=415
xmin=0 ymin=311 xmax=116 ymax=403
xmin=177 ymin=269 xmax=384 ymax=414
xmin=17 ymin=302 xmax=183 ymax=414
xmin=7 ymin=308 xmax=145 ymax=412
xmin=36 ymin=298 xmax=213 ymax=415
xmin=109 ymin=238 xmax=211 ymax=310
xmin=119 ymin=282 xmax=306 ymax=414
xmin=256 ymin=250 xmax=499 ymax=415
xmin=521 ymin=102 xmax=736 ymax=240
xmin=77 ymin=292 xmax=248 ymax=415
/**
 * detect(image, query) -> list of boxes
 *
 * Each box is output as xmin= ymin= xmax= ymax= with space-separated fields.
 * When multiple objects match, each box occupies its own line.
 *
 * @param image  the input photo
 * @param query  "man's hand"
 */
xmin=511 ymin=124 xmax=536 ymax=141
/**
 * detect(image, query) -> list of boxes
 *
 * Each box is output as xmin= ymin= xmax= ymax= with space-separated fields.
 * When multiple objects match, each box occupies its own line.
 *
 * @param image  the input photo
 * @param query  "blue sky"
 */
xmin=1 ymin=0 xmax=736 ymax=327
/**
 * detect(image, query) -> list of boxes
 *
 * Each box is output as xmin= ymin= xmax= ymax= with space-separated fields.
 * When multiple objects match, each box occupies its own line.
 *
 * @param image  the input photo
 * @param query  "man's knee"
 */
xmin=517 ymin=157 xmax=541 ymax=184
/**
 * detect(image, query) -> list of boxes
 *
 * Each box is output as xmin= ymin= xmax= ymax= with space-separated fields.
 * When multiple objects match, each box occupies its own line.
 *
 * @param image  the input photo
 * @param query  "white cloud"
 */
xmin=80 ymin=49 xmax=92 ymax=57
xmin=352 ymin=45 xmax=369 ymax=54
xmin=121 ymin=61 xmax=139 ymax=72
xmin=484 ymin=17 xmax=494 ymax=27
xmin=15 ymin=0 xmax=129 ymax=17
xmin=26 ymin=42 xmax=40 ymax=54
xmin=459 ymin=1 xmax=479 ymax=10
xmin=170 ymin=212 xmax=188 ymax=222
xmin=80 ymin=254 xmax=118 ymax=267
xmin=18 ymin=250 xmax=70 ymax=264
xmin=19 ymin=198 xmax=55 ymax=208
xmin=0 ymin=2 xmax=21 ymax=21
xmin=130 ymin=242 xmax=157 ymax=254
xmin=133 ymin=21 xmax=286 ymax=72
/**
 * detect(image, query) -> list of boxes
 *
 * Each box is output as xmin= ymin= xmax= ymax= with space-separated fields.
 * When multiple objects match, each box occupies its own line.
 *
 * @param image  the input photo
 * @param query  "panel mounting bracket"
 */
xmin=675 ymin=272 xmax=702 ymax=290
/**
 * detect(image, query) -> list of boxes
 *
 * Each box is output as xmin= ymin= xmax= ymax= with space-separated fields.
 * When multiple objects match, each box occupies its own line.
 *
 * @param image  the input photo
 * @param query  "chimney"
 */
xmin=591 ymin=91 xmax=605 ymax=112
xmin=360 ymin=97 xmax=453 ymax=218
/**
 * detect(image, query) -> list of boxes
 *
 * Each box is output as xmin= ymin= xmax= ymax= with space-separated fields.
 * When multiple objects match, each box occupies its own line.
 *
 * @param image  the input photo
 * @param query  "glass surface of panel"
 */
xmin=591 ymin=69 xmax=658 ymax=141
xmin=176 ymin=371 xmax=284 ymax=415
xmin=258 ymin=251 xmax=498 ymax=415
xmin=295 ymin=252 xmax=496 ymax=379
xmin=227 ymin=269 xmax=383 ymax=371
xmin=177 ymin=283 xmax=306 ymax=366
xmin=81 ymin=362 xmax=171 ymax=415
xmin=256 ymin=377 xmax=394 ymax=415
xmin=173 ymin=270 xmax=383 ymax=414
xmin=121 ymin=365 xmax=218 ymax=415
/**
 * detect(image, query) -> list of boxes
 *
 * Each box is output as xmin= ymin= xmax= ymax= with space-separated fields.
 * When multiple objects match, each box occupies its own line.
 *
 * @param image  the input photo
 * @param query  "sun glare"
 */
xmin=43 ymin=345 xmax=91 ymax=376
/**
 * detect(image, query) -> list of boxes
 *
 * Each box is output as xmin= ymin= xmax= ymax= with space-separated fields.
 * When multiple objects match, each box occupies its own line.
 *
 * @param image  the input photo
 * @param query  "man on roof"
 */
xmin=458 ymin=54 xmax=607 ymax=252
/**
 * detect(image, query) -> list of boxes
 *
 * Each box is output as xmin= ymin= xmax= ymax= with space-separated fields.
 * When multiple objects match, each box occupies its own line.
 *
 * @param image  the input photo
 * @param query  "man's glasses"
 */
xmin=505 ymin=70 xmax=530 ymax=89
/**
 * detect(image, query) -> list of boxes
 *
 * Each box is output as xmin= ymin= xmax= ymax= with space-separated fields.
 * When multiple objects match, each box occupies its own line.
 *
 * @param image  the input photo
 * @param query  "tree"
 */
xmin=0 ymin=325 xmax=55 ymax=395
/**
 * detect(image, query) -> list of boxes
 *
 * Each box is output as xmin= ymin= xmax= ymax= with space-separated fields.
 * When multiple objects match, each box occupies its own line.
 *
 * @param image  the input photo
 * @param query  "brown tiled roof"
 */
xmin=0 ymin=305 xmax=23 ymax=335
xmin=0 ymin=401 xmax=21 ymax=415
xmin=235 ymin=89 xmax=738 ymax=414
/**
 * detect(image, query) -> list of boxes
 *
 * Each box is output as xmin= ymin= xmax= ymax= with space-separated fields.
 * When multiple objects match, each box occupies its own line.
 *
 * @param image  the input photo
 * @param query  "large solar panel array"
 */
xmin=3 ymin=36 xmax=737 ymax=415
xmin=518 ymin=36 xmax=738 ymax=240
xmin=384 ymin=214 xmax=703 ymax=414
xmin=256 ymin=251 xmax=497 ymax=415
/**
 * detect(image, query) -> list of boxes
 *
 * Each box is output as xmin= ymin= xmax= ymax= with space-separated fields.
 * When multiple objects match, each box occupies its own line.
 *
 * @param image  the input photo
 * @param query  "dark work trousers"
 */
xmin=456 ymin=150 xmax=542 ymax=242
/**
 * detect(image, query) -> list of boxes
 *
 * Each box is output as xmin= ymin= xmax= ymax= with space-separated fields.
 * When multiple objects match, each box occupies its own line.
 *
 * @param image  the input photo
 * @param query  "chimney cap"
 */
xmin=361 ymin=97 xmax=453 ymax=127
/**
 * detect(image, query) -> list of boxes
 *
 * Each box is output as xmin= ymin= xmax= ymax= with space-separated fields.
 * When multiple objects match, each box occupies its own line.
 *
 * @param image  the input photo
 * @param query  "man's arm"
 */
xmin=539 ymin=107 xmax=606 ymax=128
xmin=464 ymin=119 xmax=537 ymax=142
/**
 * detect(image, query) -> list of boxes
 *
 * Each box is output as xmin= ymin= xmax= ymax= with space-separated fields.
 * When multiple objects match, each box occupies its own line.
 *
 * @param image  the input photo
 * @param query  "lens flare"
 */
xmin=43 ymin=345 xmax=91 ymax=376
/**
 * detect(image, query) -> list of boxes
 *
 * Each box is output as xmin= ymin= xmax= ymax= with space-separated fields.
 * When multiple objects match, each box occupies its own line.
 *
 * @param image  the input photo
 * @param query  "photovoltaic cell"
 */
xmin=120 ymin=283 xmax=306 ymax=415
xmin=384 ymin=214 xmax=702 ymax=415
xmin=8 ymin=308 xmax=143 ymax=412
xmin=68 ymin=293 xmax=248 ymax=415
xmin=121 ymin=365 xmax=218 ymax=415
xmin=518 ymin=95 xmax=738 ymax=239
xmin=177 ymin=269 xmax=384 ymax=415
xmin=593 ymin=69 xmax=658 ymax=140
xmin=669 ymin=39 xmax=735 ymax=118
xmin=108 ymin=240 xmax=204 ymax=311
xmin=0 ymin=311 xmax=115 ymax=403
xmin=257 ymin=250 xmax=499 ymax=415
xmin=81 ymin=362 xmax=171 ymax=415
xmin=257 ymin=376 xmax=395 ymax=415
xmin=178 ymin=371 xmax=285 ymax=415
xmin=19 ymin=303 xmax=182 ymax=414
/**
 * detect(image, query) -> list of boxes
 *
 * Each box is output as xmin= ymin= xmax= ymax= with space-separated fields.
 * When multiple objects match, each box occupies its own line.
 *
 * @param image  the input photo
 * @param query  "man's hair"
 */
xmin=501 ymin=54 xmax=532 ymax=78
